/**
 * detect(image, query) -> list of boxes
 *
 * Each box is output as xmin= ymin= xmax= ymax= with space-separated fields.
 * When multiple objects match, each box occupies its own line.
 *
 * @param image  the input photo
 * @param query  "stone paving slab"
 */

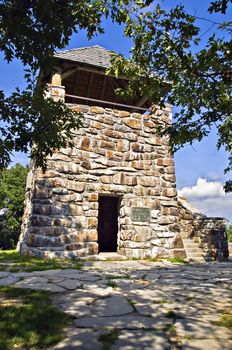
xmin=111 ymin=330 xmax=171 ymax=350
xmin=52 ymin=328 xmax=103 ymax=350
xmin=112 ymin=279 xmax=150 ymax=290
xmin=175 ymin=319 xmax=232 ymax=339
xmin=74 ymin=314 xmax=172 ymax=330
xmin=0 ymin=276 xmax=19 ymax=286
xmin=181 ymin=338 xmax=232 ymax=350
xmin=56 ymin=279 xmax=84 ymax=290
xmin=91 ymin=295 xmax=134 ymax=316
xmin=60 ymin=301 xmax=92 ymax=317
xmin=81 ymin=284 xmax=114 ymax=296
xmin=14 ymin=280 xmax=66 ymax=292
xmin=0 ymin=260 xmax=232 ymax=349
xmin=0 ymin=271 xmax=10 ymax=278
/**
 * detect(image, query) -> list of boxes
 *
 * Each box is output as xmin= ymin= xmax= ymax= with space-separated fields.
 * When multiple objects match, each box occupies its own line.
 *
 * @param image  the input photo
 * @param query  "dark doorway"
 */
xmin=98 ymin=196 xmax=119 ymax=252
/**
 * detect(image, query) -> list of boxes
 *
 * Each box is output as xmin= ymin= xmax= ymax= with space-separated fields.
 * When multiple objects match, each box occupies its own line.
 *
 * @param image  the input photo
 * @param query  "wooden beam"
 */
xmin=87 ymin=72 xmax=94 ymax=98
xmin=60 ymin=61 xmax=130 ymax=80
xmin=100 ymin=75 xmax=107 ymax=100
xmin=108 ymin=77 xmax=117 ymax=102
xmin=135 ymin=95 xmax=149 ymax=107
xmin=73 ymin=69 xmax=80 ymax=96
xmin=61 ymin=67 xmax=78 ymax=80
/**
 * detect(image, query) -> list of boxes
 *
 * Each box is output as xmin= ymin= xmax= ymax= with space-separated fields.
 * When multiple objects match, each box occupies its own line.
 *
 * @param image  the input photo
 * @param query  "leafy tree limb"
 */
xmin=0 ymin=0 xmax=231 ymax=192
xmin=109 ymin=1 xmax=232 ymax=191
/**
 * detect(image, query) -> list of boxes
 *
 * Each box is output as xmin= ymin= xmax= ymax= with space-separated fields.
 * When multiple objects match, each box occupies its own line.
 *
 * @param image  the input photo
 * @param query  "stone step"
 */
xmin=182 ymin=240 xmax=201 ymax=246
xmin=182 ymin=242 xmax=200 ymax=247
xmin=27 ymin=234 xmax=64 ymax=248
xmin=187 ymin=258 xmax=205 ymax=262
xmin=182 ymin=238 xmax=204 ymax=261
xmin=185 ymin=251 xmax=203 ymax=255
xmin=182 ymin=239 xmax=199 ymax=244
xmin=184 ymin=247 xmax=203 ymax=253
xmin=35 ymin=246 xmax=65 ymax=251
xmin=183 ymin=246 xmax=203 ymax=253
xmin=187 ymin=254 xmax=204 ymax=258
xmin=183 ymin=246 xmax=200 ymax=250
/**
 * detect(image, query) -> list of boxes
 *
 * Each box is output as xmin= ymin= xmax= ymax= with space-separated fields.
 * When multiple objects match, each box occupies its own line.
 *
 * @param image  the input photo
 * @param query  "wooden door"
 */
xmin=98 ymin=196 xmax=119 ymax=252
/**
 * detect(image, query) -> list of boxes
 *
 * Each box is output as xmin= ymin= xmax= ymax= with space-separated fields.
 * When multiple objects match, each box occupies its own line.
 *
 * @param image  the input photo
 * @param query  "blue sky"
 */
xmin=1 ymin=0 xmax=231 ymax=221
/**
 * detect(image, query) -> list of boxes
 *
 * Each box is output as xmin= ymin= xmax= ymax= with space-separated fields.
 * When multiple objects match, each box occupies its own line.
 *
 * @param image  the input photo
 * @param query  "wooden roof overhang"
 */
xmin=46 ymin=56 xmax=151 ymax=112
xmin=42 ymin=45 xmax=171 ymax=112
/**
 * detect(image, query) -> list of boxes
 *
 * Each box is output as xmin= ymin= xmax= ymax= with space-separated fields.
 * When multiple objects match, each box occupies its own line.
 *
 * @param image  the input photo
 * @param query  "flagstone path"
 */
xmin=1 ymin=260 xmax=232 ymax=349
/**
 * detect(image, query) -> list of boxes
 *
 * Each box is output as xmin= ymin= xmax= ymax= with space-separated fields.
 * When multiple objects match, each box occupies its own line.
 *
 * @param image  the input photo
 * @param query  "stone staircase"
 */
xmin=182 ymin=238 xmax=205 ymax=262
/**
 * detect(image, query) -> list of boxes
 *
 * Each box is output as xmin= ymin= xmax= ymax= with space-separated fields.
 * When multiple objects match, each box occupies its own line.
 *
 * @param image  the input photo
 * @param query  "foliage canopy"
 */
xmin=109 ymin=0 xmax=232 ymax=191
xmin=0 ymin=164 xmax=28 ymax=249
xmin=0 ymin=0 xmax=231 ymax=189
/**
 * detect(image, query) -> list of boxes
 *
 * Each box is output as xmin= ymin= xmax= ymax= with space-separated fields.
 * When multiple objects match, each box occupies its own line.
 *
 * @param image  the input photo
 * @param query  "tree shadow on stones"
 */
xmin=50 ymin=261 xmax=232 ymax=349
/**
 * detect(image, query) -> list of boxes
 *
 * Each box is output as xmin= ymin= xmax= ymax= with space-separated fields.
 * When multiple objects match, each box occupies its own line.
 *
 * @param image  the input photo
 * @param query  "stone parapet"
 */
xmin=47 ymin=84 xmax=65 ymax=102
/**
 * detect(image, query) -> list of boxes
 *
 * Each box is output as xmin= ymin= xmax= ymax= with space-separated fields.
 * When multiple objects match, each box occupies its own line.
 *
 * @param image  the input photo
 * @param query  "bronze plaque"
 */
xmin=131 ymin=207 xmax=150 ymax=222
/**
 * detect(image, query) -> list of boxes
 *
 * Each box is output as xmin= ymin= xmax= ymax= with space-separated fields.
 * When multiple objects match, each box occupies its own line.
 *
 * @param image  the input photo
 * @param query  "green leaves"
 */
xmin=0 ymin=84 xmax=83 ymax=171
xmin=0 ymin=0 xmax=231 ymax=191
xmin=0 ymin=164 xmax=28 ymax=249
xmin=109 ymin=1 xmax=232 ymax=191
xmin=0 ymin=0 xmax=149 ymax=170
xmin=208 ymin=0 xmax=232 ymax=14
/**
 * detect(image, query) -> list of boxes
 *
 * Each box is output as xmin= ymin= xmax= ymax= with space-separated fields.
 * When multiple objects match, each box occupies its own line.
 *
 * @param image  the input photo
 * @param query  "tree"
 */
xmin=109 ymin=0 xmax=232 ymax=191
xmin=0 ymin=0 xmax=152 ymax=170
xmin=0 ymin=0 xmax=231 ymax=189
xmin=0 ymin=164 xmax=28 ymax=249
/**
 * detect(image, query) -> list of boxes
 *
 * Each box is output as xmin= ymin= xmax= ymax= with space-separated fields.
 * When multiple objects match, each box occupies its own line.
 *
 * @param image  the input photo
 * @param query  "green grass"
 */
xmin=0 ymin=286 xmax=71 ymax=350
xmin=0 ymin=250 xmax=83 ymax=272
xmin=98 ymin=330 xmax=119 ymax=350
xmin=105 ymin=274 xmax=130 ymax=288
xmin=165 ymin=324 xmax=177 ymax=336
xmin=218 ymin=314 xmax=232 ymax=330
xmin=141 ymin=257 xmax=163 ymax=262
xmin=132 ymin=256 xmax=188 ymax=264
xmin=153 ymin=299 xmax=175 ymax=305
xmin=127 ymin=299 xmax=137 ymax=306
xmin=106 ymin=280 xmax=117 ymax=288
xmin=106 ymin=274 xmax=130 ymax=279
xmin=167 ymin=257 xmax=188 ymax=264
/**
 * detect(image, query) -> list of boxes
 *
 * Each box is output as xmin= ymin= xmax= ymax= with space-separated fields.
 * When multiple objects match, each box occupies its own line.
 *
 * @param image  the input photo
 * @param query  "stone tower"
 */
xmin=17 ymin=46 xmax=228 ymax=260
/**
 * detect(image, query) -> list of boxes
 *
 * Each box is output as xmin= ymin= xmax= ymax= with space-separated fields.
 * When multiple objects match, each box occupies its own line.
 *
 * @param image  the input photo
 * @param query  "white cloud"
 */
xmin=178 ymin=178 xmax=225 ymax=199
xmin=178 ymin=178 xmax=232 ymax=222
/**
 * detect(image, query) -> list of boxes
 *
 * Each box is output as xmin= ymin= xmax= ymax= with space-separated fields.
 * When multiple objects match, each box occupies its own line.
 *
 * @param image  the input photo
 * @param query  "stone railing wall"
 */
xmin=46 ymin=84 xmax=65 ymax=102
xmin=178 ymin=197 xmax=228 ymax=261
xmin=17 ymin=103 xmax=187 ymax=259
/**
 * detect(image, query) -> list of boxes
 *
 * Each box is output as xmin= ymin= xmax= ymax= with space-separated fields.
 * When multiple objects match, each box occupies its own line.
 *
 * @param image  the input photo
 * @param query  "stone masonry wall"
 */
xmin=178 ymin=197 xmax=228 ymax=261
xmin=17 ymin=104 xmax=185 ymax=259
